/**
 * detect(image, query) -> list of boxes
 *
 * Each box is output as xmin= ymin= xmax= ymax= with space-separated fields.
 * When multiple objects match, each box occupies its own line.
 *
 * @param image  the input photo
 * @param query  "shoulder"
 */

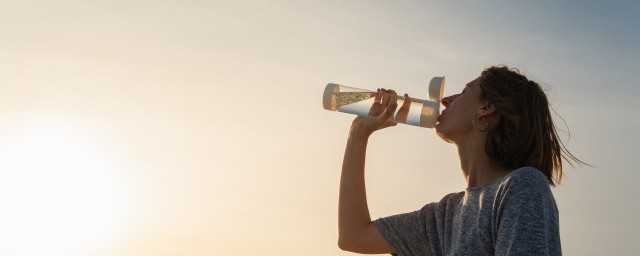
xmin=421 ymin=191 xmax=464 ymax=216
xmin=497 ymin=167 xmax=554 ymax=202
xmin=503 ymin=166 xmax=549 ymax=189
xmin=437 ymin=191 xmax=465 ymax=209
xmin=415 ymin=191 xmax=464 ymax=217
xmin=440 ymin=191 xmax=465 ymax=203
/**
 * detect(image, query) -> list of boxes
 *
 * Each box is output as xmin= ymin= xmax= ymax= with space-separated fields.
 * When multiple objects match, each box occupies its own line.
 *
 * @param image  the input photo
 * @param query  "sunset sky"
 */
xmin=0 ymin=1 xmax=638 ymax=255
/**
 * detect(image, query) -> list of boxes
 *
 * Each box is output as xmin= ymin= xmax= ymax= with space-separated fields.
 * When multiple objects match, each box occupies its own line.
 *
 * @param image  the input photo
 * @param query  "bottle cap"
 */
xmin=420 ymin=76 xmax=445 ymax=128
xmin=428 ymin=76 xmax=445 ymax=101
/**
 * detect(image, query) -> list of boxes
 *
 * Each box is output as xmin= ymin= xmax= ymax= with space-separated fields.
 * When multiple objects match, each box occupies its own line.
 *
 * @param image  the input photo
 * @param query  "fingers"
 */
xmin=358 ymin=88 xmax=405 ymax=133
xmin=379 ymin=88 xmax=398 ymax=105
xmin=381 ymin=90 xmax=398 ymax=121
xmin=374 ymin=88 xmax=382 ymax=105
xmin=382 ymin=102 xmax=398 ymax=122
xmin=401 ymin=93 xmax=411 ymax=109
xmin=368 ymin=88 xmax=401 ymax=127
xmin=386 ymin=89 xmax=398 ymax=103
xmin=371 ymin=88 xmax=395 ymax=116
xmin=380 ymin=89 xmax=388 ymax=106
xmin=368 ymin=89 xmax=383 ymax=116
xmin=396 ymin=93 xmax=411 ymax=123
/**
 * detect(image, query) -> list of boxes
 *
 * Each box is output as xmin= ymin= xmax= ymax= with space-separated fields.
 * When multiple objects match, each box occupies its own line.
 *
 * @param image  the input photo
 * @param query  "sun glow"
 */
xmin=0 ymin=115 xmax=131 ymax=256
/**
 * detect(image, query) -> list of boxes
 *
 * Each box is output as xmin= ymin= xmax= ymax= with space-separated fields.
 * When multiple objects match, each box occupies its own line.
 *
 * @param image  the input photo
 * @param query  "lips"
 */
xmin=437 ymin=110 xmax=445 ymax=122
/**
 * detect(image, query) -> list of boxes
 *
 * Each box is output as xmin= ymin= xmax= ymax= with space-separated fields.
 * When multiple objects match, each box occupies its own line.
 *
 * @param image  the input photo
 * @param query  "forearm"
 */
xmin=338 ymin=130 xmax=372 ymax=240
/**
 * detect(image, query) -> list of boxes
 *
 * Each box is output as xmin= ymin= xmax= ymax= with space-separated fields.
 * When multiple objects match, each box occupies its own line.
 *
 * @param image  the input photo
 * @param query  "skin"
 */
xmin=338 ymin=77 xmax=512 ymax=253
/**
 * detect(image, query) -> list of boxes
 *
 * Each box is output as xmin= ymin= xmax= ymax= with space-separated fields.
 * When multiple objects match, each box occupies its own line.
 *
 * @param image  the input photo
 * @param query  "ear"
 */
xmin=476 ymin=101 xmax=496 ymax=117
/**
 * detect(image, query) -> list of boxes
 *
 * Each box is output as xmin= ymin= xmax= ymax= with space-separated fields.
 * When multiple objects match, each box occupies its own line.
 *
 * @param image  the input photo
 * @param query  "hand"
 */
xmin=349 ymin=89 xmax=411 ymax=137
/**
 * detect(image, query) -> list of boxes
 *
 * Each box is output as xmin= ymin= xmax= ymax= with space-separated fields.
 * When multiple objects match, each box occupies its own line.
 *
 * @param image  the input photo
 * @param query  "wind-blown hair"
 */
xmin=478 ymin=66 xmax=587 ymax=186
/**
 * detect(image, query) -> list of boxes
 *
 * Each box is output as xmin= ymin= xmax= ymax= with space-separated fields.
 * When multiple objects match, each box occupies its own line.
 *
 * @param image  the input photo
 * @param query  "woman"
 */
xmin=337 ymin=66 xmax=585 ymax=255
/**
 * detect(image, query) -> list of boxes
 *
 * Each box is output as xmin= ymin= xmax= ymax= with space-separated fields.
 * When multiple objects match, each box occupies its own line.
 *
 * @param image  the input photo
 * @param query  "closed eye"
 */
xmin=461 ymin=84 xmax=470 ymax=93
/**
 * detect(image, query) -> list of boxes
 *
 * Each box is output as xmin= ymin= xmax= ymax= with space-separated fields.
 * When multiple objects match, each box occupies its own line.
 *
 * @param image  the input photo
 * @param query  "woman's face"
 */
xmin=435 ymin=76 xmax=487 ymax=143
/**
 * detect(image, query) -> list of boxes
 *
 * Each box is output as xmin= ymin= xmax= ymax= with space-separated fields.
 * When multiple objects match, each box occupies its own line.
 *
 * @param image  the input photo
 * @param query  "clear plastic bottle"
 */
xmin=323 ymin=77 xmax=445 ymax=128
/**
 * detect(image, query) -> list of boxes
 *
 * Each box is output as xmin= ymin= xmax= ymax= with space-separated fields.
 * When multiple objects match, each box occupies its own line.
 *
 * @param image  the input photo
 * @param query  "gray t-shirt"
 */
xmin=373 ymin=167 xmax=561 ymax=256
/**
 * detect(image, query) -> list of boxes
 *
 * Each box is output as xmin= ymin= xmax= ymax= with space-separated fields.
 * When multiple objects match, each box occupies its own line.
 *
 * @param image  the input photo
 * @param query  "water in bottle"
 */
xmin=323 ymin=77 xmax=445 ymax=128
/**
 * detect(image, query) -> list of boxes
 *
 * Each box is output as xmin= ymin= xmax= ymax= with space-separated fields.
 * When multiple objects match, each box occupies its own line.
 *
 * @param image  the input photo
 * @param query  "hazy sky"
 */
xmin=0 ymin=1 xmax=638 ymax=255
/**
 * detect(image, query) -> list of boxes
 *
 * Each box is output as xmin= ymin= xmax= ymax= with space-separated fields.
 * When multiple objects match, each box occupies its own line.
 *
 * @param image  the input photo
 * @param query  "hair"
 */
xmin=478 ymin=65 xmax=588 ymax=186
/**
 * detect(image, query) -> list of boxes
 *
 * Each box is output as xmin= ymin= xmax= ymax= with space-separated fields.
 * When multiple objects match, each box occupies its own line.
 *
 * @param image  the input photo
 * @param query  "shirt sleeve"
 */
xmin=373 ymin=203 xmax=437 ymax=256
xmin=494 ymin=167 xmax=562 ymax=256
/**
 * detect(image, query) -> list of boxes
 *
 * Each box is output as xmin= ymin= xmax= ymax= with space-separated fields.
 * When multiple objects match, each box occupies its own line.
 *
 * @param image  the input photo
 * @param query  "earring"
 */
xmin=472 ymin=114 xmax=489 ymax=132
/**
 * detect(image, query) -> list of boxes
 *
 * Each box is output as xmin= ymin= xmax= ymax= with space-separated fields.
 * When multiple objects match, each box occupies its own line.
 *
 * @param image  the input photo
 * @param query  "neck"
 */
xmin=455 ymin=134 xmax=510 ymax=188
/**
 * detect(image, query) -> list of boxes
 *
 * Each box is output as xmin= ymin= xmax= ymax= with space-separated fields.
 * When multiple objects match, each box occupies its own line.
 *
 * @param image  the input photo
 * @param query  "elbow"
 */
xmin=338 ymin=238 xmax=347 ymax=251
xmin=338 ymin=223 xmax=377 ymax=252
xmin=337 ymin=236 xmax=349 ymax=251
xmin=337 ymin=235 xmax=357 ymax=252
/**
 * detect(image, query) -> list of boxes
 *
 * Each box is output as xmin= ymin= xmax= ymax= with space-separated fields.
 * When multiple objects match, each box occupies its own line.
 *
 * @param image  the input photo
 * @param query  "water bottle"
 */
xmin=323 ymin=77 xmax=445 ymax=128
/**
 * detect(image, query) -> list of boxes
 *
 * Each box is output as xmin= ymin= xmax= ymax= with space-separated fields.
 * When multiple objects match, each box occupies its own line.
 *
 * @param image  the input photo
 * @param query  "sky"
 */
xmin=0 ymin=0 xmax=638 ymax=255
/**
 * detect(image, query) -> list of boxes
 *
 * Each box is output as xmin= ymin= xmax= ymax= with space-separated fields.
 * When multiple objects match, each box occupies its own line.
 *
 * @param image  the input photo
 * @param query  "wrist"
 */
xmin=348 ymin=128 xmax=371 ymax=141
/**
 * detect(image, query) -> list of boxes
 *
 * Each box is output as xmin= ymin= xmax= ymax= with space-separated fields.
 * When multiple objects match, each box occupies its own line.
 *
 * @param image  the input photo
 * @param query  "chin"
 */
xmin=435 ymin=123 xmax=453 ymax=144
xmin=435 ymin=121 xmax=447 ymax=135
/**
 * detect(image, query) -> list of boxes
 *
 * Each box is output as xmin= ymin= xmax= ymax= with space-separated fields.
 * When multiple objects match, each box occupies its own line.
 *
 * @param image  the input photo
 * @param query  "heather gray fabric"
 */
xmin=373 ymin=167 xmax=561 ymax=256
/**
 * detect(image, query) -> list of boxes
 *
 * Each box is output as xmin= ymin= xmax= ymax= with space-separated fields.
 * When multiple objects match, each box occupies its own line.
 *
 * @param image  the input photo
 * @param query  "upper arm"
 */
xmin=340 ymin=197 xmax=447 ymax=255
xmin=371 ymin=203 xmax=440 ymax=255
xmin=338 ymin=222 xmax=394 ymax=254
